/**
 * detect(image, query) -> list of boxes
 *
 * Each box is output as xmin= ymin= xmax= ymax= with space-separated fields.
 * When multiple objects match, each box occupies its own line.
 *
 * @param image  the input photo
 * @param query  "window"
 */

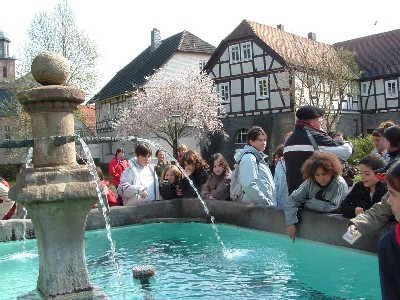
xmin=229 ymin=45 xmax=240 ymax=63
xmin=256 ymin=77 xmax=269 ymax=99
xmin=241 ymin=42 xmax=252 ymax=61
xmin=235 ymin=128 xmax=248 ymax=144
xmin=229 ymin=42 xmax=253 ymax=63
xmin=386 ymin=80 xmax=398 ymax=98
xmin=199 ymin=60 xmax=207 ymax=70
xmin=361 ymin=82 xmax=368 ymax=96
xmin=219 ymin=83 xmax=230 ymax=103
xmin=2 ymin=67 xmax=7 ymax=78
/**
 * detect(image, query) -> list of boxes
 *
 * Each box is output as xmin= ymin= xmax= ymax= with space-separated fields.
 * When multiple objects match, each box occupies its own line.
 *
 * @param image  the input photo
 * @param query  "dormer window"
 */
xmin=386 ymin=80 xmax=398 ymax=99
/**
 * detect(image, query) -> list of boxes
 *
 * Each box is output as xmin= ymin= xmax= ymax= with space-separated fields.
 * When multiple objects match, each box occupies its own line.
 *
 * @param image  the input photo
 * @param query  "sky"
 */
xmin=1 ymin=0 xmax=400 ymax=100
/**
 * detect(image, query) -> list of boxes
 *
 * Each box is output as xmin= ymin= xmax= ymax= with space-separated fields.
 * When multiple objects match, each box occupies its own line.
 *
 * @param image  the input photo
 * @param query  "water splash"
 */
xmin=76 ymin=137 xmax=123 ymax=294
xmin=136 ymin=137 xmax=228 ymax=253
xmin=25 ymin=147 xmax=33 ymax=169
xmin=19 ymin=147 xmax=33 ymax=253
xmin=21 ymin=207 xmax=28 ymax=253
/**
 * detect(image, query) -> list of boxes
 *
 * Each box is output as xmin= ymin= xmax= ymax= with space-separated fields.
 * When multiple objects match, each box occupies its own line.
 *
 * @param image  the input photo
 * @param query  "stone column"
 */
xmin=9 ymin=52 xmax=105 ymax=299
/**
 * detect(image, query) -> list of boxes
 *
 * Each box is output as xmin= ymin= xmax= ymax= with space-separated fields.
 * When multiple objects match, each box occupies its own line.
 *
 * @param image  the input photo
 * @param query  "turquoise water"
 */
xmin=0 ymin=223 xmax=379 ymax=299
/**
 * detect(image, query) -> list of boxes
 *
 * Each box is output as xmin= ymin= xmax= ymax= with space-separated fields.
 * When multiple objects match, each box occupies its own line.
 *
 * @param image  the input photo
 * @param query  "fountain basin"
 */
xmin=1 ymin=199 xmax=394 ymax=253
xmin=1 ymin=221 xmax=381 ymax=299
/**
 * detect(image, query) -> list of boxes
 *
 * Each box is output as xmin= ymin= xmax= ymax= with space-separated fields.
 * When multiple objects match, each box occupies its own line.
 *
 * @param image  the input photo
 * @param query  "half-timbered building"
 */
xmin=334 ymin=29 xmax=400 ymax=134
xmin=204 ymin=20 xmax=361 ymax=165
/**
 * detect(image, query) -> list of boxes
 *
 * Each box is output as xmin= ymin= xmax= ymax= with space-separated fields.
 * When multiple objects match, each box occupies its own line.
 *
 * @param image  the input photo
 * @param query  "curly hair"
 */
xmin=161 ymin=165 xmax=183 ymax=183
xmin=181 ymin=150 xmax=209 ymax=170
xmin=301 ymin=151 xmax=343 ymax=180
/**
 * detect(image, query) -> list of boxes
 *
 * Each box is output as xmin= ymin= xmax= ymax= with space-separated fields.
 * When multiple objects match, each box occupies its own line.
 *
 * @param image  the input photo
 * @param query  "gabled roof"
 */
xmin=334 ymin=29 xmax=400 ymax=80
xmin=90 ymin=30 xmax=215 ymax=103
xmin=207 ymin=19 xmax=334 ymax=70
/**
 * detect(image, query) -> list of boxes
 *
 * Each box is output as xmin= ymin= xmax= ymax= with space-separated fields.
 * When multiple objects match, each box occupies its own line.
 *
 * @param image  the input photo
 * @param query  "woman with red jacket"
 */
xmin=108 ymin=148 xmax=129 ymax=205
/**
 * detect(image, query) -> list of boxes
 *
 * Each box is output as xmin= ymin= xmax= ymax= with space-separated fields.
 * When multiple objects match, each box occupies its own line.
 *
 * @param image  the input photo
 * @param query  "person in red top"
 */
xmin=109 ymin=148 xmax=129 ymax=206
xmin=0 ymin=176 xmax=15 ymax=220
xmin=95 ymin=167 xmax=119 ymax=207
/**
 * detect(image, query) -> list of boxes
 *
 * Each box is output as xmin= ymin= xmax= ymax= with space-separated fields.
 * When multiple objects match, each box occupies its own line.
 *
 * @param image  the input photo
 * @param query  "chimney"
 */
xmin=308 ymin=32 xmax=316 ymax=41
xmin=151 ymin=28 xmax=161 ymax=53
xmin=277 ymin=24 xmax=284 ymax=31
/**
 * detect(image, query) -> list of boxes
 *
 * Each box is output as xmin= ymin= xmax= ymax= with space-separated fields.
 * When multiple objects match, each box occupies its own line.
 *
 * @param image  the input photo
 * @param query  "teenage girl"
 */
xmin=180 ymin=150 xmax=209 ymax=198
xmin=159 ymin=165 xmax=183 ymax=200
xmin=201 ymin=153 xmax=231 ymax=200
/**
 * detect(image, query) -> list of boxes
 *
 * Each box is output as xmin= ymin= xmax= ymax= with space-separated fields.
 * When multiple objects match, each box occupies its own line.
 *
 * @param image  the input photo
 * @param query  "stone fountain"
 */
xmin=9 ymin=52 xmax=106 ymax=299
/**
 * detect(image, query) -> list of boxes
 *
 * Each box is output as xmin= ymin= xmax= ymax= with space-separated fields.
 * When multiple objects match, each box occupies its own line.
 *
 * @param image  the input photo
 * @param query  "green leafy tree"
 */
xmin=347 ymin=134 xmax=374 ymax=166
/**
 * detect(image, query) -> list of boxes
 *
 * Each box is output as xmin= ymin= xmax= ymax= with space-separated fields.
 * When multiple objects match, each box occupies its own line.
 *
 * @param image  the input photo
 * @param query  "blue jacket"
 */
xmin=234 ymin=145 xmax=276 ymax=205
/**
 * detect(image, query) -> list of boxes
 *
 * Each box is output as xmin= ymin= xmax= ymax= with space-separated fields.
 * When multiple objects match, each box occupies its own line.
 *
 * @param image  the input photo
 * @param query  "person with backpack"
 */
xmin=231 ymin=126 xmax=275 ymax=205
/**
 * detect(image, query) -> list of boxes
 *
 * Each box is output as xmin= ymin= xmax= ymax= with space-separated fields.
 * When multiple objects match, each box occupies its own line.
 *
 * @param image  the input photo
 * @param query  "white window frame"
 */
xmin=385 ymin=80 xmax=398 ymax=99
xmin=256 ymin=77 xmax=269 ymax=99
xmin=235 ymin=128 xmax=248 ymax=144
xmin=241 ymin=42 xmax=252 ymax=61
xmin=219 ymin=83 xmax=230 ymax=103
xmin=361 ymin=82 xmax=368 ymax=96
xmin=229 ymin=45 xmax=240 ymax=63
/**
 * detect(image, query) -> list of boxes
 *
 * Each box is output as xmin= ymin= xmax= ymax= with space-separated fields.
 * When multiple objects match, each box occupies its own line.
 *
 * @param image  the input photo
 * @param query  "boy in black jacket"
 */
xmin=341 ymin=153 xmax=387 ymax=218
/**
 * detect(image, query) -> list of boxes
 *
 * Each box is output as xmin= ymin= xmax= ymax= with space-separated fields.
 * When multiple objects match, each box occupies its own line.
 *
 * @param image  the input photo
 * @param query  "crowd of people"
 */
xmin=107 ymin=105 xmax=400 ymax=298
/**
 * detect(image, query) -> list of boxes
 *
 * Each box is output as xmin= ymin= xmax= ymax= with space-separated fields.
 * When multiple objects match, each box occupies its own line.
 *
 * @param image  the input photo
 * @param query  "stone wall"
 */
xmin=0 ymin=199 xmax=394 ymax=254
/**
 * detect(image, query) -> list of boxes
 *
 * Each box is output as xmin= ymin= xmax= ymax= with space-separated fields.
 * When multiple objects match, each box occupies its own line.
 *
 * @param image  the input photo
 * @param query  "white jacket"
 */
xmin=117 ymin=158 xmax=160 ymax=205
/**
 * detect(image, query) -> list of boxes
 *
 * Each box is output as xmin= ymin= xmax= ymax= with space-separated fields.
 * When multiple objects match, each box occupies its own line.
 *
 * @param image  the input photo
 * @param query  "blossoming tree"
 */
xmin=112 ymin=64 xmax=226 ymax=157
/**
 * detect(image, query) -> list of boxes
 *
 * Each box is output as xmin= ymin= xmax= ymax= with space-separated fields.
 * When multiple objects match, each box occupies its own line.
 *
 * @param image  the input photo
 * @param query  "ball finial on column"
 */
xmin=31 ymin=52 xmax=71 ymax=85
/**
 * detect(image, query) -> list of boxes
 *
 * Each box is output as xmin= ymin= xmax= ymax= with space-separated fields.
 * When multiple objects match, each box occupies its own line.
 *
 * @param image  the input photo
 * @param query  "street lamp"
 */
xmin=171 ymin=113 xmax=181 ymax=158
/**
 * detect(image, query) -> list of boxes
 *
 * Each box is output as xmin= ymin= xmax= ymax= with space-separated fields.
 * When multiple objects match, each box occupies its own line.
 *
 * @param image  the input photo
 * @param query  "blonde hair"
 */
xmin=178 ymin=144 xmax=187 ymax=152
xmin=161 ymin=165 xmax=183 ymax=183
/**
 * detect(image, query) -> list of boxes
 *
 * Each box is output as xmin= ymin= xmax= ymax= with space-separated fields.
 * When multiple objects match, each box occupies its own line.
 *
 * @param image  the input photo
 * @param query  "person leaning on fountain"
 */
xmin=285 ymin=152 xmax=348 ymax=242
xmin=117 ymin=143 xmax=160 ymax=204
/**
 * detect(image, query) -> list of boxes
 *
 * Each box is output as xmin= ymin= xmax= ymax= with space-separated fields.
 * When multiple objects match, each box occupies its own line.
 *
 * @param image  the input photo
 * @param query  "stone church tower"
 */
xmin=0 ymin=30 xmax=16 ymax=88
